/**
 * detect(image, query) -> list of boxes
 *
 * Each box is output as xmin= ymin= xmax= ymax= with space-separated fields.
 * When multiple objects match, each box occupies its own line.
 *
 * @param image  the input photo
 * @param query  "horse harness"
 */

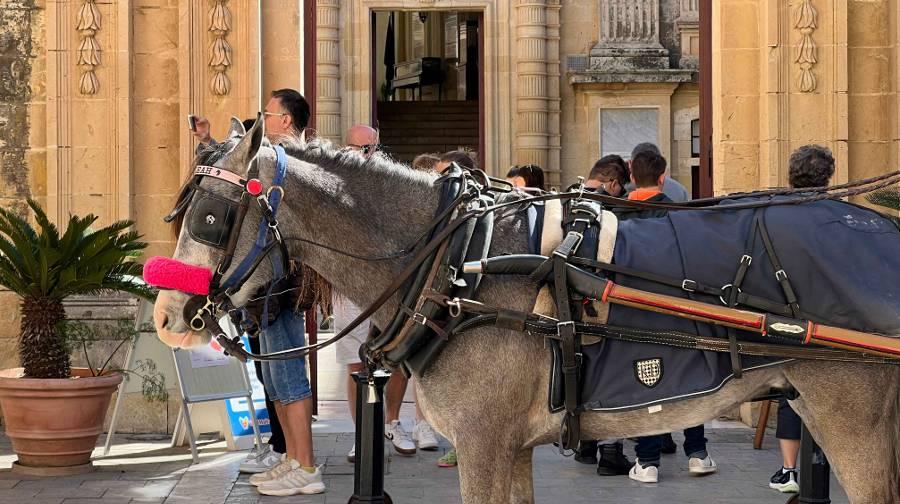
xmin=157 ymin=153 xmax=900 ymax=454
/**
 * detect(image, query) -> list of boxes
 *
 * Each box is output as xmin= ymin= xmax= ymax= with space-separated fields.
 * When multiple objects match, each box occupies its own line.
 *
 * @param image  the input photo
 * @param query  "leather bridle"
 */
xmin=163 ymin=145 xmax=291 ymax=337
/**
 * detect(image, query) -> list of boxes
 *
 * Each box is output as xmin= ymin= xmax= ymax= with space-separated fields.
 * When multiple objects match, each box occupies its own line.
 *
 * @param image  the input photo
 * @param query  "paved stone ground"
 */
xmin=0 ymin=411 xmax=850 ymax=504
xmin=0 ymin=341 xmax=851 ymax=503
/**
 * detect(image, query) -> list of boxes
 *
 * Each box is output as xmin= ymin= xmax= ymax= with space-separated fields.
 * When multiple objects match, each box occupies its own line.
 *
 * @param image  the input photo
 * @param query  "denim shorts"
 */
xmin=259 ymin=310 xmax=312 ymax=404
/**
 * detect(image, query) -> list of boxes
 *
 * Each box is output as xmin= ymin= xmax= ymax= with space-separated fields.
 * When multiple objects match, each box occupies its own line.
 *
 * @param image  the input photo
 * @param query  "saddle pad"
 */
xmin=577 ymin=199 xmax=900 ymax=411
xmin=532 ymin=200 xmax=619 ymax=337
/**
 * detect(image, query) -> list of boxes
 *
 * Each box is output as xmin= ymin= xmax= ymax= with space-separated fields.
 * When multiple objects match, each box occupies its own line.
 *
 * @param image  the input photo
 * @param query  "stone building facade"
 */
xmin=0 ymin=1 xmax=897 ymax=431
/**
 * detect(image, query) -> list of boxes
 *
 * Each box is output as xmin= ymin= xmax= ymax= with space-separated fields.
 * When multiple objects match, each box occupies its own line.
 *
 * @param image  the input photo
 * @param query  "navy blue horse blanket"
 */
xmin=578 ymin=198 xmax=900 ymax=411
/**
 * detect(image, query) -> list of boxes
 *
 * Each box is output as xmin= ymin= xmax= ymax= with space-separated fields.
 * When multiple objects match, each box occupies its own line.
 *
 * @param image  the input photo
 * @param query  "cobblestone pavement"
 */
xmin=0 ymin=409 xmax=850 ymax=504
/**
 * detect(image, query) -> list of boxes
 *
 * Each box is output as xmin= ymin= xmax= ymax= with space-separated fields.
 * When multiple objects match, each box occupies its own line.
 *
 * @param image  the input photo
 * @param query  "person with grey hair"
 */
xmin=626 ymin=142 xmax=691 ymax=202
xmin=789 ymin=144 xmax=834 ymax=188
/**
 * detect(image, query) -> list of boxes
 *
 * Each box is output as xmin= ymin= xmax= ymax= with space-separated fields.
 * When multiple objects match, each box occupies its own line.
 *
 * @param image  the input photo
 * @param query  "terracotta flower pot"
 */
xmin=0 ymin=368 xmax=123 ymax=472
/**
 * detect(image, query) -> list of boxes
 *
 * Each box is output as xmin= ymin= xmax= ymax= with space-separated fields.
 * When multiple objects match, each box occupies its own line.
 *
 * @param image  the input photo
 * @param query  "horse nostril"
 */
xmin=160 ymin=313 xmax=169 ymax=329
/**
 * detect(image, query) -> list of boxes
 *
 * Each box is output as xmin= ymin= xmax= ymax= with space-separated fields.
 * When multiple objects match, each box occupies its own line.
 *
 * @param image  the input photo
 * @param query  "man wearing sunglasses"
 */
xmin=345 ymin=124 xmax=381 ymax=157
xmin=191 ymin=89 xmax=309 ymax=147
xmin=188 ymin=90 xmax=326 ymax=497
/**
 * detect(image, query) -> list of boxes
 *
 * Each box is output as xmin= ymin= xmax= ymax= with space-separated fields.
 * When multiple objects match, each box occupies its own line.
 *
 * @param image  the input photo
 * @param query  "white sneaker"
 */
xmin=248 ymin=454 xmax=291 ymax=487
xmin=256 ymin=460 xmax=326 ymax=496
xmin=413 ymin=420 xmax=439 ymax=451
xmin=688 ymin=455 xmax=718 ymax=475
xmin=628 ymin=459 xmax=659 ymax=483
xmin=239 ymin=445 xmax=282 ymax=474
xmin=384 ymin=420 xmax=416 ymax=455
xmin=347 ymin=444 xmax=356 ymax=463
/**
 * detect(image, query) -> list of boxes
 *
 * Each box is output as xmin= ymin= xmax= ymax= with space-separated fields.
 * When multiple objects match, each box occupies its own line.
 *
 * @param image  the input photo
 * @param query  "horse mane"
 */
xmin=278 ymin=136 xmax=436 ymax=190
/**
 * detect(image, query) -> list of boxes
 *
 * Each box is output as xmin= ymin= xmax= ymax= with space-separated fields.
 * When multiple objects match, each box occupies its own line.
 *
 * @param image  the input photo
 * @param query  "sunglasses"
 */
xmin=348 ymin=144 xmax=381 ymax=155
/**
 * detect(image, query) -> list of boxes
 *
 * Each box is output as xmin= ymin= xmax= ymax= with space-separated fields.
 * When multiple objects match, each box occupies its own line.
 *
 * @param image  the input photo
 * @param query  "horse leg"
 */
xmin=786 ymin=362 xmax=900 ymax=504
xmin=456 ymin=439 xmax=519 ymax=504
xmin=509 ymin=448 xmax=535 ymax=504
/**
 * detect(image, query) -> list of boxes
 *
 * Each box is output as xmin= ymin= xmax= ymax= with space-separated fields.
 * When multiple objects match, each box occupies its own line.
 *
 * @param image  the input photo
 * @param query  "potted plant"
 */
xmin=0 ymin=200 xmax=155 ymax=475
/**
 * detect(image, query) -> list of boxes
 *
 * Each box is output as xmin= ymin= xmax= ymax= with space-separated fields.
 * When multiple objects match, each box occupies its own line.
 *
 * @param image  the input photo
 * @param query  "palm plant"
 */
xmin=0 ymin=199 xmax=154 ymax=379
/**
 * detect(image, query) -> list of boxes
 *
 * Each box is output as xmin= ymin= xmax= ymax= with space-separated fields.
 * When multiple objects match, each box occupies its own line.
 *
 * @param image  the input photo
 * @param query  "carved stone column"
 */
xmin=316 ymin=0 xmax=341 ymax=143
xmin=591 ymin=0 xmax=669 ymax=71
xmin=545 ymin=0 xmax=561 ymax=187
xmin=515 ymin=0 xmax=549 ymax=176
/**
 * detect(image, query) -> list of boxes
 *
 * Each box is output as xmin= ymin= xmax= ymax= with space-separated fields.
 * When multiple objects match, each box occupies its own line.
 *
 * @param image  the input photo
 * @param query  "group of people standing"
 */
xmin=497 ymin=142 xmax=835 ymax=495
xmin=185 ymin=86 xmax=836 ymax=496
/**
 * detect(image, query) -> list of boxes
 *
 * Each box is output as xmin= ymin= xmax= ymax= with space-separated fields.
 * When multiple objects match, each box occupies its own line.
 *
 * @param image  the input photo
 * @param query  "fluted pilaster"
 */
xmin=316 ymin=0 xmax=341 ymax=142
xmin=515 ymin=0 xmax=549 ymax=175
xmin=545 ymin=0 xmax=561 ymax=186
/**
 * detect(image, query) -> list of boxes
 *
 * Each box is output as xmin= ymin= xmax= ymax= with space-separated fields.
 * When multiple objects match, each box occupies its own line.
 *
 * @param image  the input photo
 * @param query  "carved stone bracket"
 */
xmin=794 ymin=0 xmax=818 ymax=92
xmin=76 ymin=0 xmax=101 ymax=95
xmin=208 ymin=0 xmax=233 ymax=96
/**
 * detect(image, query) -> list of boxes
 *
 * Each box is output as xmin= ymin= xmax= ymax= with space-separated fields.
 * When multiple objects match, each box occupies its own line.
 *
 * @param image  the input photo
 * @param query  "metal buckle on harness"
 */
xmin=719 ymin=284 xmax=742 ymax=306
xmin=741 ymin=254 xmax=753 ymax=266
xmin=189 ymin=297 xmax=218 ymax=331
xmin=682 ymin=279 xmax=697 ymax=292
xmin=446 ymin=297 xmax=462 ymax=318
xmin=571 ymin=217 xmax=593 ymax=228
xmin=413 ymin=312 xmax=428 ymax=326
xmin=775 ymin=269 xmax=787 ymax=281
xmin=266 ymin=185 xmax=284 ymax=200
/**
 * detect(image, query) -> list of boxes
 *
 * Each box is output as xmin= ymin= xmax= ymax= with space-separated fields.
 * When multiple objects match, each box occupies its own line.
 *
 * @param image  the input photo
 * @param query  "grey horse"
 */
xmin=153 ymin=118 xmax=900 ymax=503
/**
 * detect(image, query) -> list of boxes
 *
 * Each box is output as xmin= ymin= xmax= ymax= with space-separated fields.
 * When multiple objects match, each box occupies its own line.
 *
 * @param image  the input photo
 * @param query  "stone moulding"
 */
xmin=208 ymin=0 xmax=233 ymax=96
xmin=76 ymin=0 xmax=101 ymax=95
xmin=794 ymin=0 xmax=817 ymax=93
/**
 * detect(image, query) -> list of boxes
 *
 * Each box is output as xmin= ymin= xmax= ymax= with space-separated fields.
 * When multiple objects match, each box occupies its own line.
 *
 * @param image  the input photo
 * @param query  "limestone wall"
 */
xmin=714 ymin=0 xmax=900 ymax=198
xmin=0 ymin=0 xmax=42 ymax=370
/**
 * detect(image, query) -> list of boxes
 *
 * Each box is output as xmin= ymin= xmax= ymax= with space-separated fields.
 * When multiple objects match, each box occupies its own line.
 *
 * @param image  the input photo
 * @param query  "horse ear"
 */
xmin=227 ymin=117 xmax=246 ymax=139
xmin=228 ymin=113 xmax=265 ymax=175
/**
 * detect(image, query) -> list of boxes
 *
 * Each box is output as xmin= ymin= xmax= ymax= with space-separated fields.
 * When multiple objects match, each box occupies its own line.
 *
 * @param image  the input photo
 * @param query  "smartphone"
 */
xmin=187 ymin=114 xmax=197 ymax=131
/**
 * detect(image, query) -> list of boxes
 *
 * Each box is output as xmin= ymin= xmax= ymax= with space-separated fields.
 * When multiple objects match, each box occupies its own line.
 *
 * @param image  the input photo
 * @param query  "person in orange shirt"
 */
xmin=620 ymin=150 xmax=719 ymax=484
xmin=617 ymin=149 xmax=674 ymax=221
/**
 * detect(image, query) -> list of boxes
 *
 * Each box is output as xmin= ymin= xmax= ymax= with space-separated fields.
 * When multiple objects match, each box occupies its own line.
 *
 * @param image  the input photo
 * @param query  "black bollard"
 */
xmin=797 ymin=423 xmax=830 ymax=504
xmin=348 ymin=370 xmax=392 ymax=504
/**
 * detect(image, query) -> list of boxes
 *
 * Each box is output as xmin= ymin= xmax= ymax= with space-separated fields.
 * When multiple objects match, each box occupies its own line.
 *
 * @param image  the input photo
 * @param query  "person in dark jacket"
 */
xmin=585 ymin=154 xmax=630 ymax=198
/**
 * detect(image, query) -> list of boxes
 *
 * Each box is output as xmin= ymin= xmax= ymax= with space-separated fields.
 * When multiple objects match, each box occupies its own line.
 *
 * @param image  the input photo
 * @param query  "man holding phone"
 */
xmin=189 ymin=88 xmax=308 ymax=147
xmin=187 ymin=90 xmax=326 ymax=497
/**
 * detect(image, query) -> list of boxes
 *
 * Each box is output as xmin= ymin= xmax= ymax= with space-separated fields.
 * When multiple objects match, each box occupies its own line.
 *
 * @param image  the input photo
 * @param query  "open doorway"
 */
xmin=371 ymin=11 xmax=483 ymax=165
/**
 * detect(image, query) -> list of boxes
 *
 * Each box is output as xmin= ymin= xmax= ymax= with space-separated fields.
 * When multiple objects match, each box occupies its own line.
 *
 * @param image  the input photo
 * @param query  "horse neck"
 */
xmin=278 ymin=155 xmax=441 ymax=324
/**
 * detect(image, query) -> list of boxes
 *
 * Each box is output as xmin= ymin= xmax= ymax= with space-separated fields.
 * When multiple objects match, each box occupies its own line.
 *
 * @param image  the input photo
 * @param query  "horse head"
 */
xmin=152 ymin=116 xmax=276 ymax=348
xmin=150 ymin=116 xmax=444 ymax=349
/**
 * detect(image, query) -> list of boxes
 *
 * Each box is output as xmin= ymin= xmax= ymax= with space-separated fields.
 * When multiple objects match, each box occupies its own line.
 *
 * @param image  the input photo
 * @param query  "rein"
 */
xmin=150 ymin=151 xmax=900 ymax=364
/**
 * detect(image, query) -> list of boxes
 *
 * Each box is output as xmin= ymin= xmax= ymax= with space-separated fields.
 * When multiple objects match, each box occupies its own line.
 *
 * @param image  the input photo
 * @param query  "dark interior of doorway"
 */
xmin=372 ymin=10 xmax=482 ymax=165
